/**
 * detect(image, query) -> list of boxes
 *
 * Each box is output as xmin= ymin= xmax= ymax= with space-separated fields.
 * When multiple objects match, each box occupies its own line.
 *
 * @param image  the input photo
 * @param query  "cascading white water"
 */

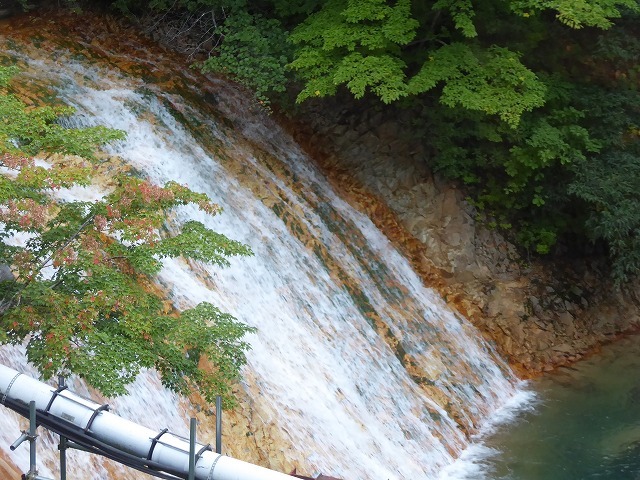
xmin=0 ymin=29 xmax=529 ymax=480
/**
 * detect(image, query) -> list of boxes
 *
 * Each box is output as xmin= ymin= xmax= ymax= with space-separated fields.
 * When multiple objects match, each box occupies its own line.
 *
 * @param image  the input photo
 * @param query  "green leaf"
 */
xmin=0 ymin=65 xmax=255 ymax=406
xmin=408 ymin=44 xmax=547 ymax=127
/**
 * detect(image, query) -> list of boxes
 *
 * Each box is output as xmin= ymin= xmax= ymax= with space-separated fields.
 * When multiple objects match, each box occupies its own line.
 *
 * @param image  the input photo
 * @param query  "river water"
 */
xmin=450 ymin=334 xmax=640 ymax=480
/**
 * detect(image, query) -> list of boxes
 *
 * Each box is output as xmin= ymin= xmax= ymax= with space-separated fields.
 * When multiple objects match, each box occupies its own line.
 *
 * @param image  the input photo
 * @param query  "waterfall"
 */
xmin=0 ymin=22 xmax=528 ymax=480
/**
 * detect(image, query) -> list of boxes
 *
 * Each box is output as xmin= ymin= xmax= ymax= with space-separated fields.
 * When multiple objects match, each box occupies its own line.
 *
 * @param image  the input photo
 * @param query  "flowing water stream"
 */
xmin=0 ymin=16 xmax=529 ymax=479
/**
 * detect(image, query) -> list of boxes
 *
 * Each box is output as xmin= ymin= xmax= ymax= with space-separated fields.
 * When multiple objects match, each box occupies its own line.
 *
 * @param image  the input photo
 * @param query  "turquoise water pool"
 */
xmin=477 ymin=334 xmax=640 ymax=479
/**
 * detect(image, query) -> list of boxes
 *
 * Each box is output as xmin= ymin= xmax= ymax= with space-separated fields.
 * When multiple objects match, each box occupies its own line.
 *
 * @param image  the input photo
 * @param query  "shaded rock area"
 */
xmin=283 ymin=95 xmax=640 ymax=376
xmin=0 ymin=1 xmax=19 ymax=19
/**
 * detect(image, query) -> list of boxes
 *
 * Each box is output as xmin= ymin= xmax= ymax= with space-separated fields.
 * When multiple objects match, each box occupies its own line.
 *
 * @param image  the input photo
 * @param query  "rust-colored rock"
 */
xmin=0 ymin=450 xmax=21 ymax=479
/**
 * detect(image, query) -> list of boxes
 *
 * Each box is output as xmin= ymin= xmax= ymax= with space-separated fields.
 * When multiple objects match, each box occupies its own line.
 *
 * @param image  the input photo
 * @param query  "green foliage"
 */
xmin=509 ymin=0 xmax=639 ymax=28
xmin=566 ymin=85 xmax=640 ymax=283
xmin=596 ymin=23 xmax=640 ymax=62
xmin=157 ymin=220 xmax=252 ymax=266
xmin=289 ymin=0 xmax=418 ymax=103
xmin=100 ymin=0 xmax=640 ymax=280
xmin=107 ymin=0 xmax=639 ymax=123
xmin=0 ymin=65 xmax=19 ymax=86
xmin=199 ymin=9 xmax=292 ymax=105
xmin=0 ymin=74 xmax=124 ymax=157
xmin=408 ymin=44 xmax=546 ymax=127
xmin=432 ymin=0 xmax=477 ymax=37
xmin=423 ymin=74 xmax=602 ymax=256
xmin=0 ymin=66 xmax=254 ymax=405
xmin=570 ymin=150 xmax=640 ymax=283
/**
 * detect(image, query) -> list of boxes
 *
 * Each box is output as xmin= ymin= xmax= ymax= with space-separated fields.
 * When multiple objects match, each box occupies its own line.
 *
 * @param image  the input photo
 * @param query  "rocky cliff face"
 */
xmin=284 ymin=95 xmax=640 ymax=376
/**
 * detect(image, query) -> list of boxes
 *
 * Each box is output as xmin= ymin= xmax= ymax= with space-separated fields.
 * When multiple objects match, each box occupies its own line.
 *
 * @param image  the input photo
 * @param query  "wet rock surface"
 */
xmin=0 ymin=451 xmax=21 ymax=478
xmin=284 ymin=95 xmax=640 ymax=377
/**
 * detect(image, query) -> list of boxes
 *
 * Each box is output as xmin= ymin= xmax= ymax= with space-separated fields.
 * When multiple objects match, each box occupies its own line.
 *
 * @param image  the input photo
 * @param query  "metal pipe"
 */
xmin=59 ymin=376 xmax=67 ymax=480
xmin=188 ymin=418 xmax=196 ymax=480
xmin=9 ymin=401 xmax=53 ymax=480
xmin=0 ymin=364 xmax=297 ymax=480
xmin=59 ymin=436 xmax=67 ymax=480
xmin=10 ymin=432 xmax=29 ymax=451
xmin=215 ymin=396 xmax=222 ymax=455
xmin=29 ymin=400 xmax=37 ymax=478
xmin=65 ymin=439 xmax=97 ymax=454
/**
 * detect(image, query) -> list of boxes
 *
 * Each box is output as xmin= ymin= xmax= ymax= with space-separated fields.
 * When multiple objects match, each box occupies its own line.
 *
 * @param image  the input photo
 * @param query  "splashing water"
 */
xmin=0 ymin=29 xmax=529 ymax=480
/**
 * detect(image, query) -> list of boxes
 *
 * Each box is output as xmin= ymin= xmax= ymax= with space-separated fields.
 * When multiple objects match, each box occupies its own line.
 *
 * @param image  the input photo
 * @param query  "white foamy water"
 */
xmin=0 ymin=45 xmax=531 ymax=480
xmin=437 ymin=388 xmax=537 ymax=480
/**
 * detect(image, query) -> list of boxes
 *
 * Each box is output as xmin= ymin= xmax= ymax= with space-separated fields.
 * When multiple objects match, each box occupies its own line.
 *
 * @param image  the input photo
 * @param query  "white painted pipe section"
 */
xmin=0 ymin=364 xmax=296 ymax=480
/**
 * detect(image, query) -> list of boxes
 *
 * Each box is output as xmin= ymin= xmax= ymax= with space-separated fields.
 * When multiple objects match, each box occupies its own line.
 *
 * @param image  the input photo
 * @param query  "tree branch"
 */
xmin=4 ymin=212 xmax=97 ymax=311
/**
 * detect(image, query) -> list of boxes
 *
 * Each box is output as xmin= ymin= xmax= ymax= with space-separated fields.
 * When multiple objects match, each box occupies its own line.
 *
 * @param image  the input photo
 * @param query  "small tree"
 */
xmin=0 ymin=65 xmax=254 ymax=406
